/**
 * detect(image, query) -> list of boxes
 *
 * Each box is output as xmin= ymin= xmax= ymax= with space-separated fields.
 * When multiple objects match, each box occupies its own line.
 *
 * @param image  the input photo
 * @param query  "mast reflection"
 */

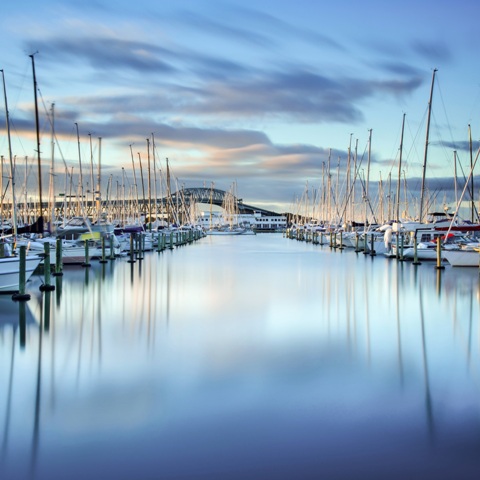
xmin=419 ymin=282 xmax=435 ymax=443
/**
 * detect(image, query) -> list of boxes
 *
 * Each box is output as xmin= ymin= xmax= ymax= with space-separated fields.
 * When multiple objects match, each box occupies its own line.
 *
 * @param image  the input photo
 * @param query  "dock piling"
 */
xmin=53 ymin=237 xmax=63 ymax=276
xmin=82 ymin=240 xmax=91 ymax=267
xmin=40 ymin=242 xmax=55 ymax=291
xmin=11 ymin=246 xmax=31 ymax=301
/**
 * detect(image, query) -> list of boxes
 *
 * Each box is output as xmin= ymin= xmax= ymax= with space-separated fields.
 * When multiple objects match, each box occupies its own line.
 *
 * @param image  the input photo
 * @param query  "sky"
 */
xmin=1 ymin=0 xmax=480 ymax=218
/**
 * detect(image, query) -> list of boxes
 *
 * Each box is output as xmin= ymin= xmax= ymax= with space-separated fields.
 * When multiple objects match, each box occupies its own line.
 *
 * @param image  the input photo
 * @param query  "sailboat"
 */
xmin=0 ymin=68 xmax=42 ymax=292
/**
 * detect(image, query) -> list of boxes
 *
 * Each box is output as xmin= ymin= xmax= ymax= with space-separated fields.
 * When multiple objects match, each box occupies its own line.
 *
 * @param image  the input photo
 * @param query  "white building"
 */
xmin=197 ymin=211 xmax=287 ymax=232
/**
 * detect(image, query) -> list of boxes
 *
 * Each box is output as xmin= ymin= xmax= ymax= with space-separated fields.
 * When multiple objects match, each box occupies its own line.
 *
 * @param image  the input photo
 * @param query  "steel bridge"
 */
xmin=168 ymin=187 xmax=279 ymax=216
xmin=11 ymin=187 xmax=281 ymax=221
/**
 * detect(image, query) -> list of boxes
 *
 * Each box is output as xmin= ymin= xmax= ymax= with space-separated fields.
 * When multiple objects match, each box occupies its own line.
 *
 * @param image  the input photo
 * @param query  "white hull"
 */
xmin=206 ymin=229 xmax=245 ymax=235
xmin=26 ymin=241 xmax=119 ymax=265
xmin=392 ymin=247 xmax=437 ymax=260
xmin=443 ymin=250 xmax=480 ymax=267
xmin=0 ymin=255 xmax=43 ymax=292
xmin=393 ymin=246 xmax=439 ymax=260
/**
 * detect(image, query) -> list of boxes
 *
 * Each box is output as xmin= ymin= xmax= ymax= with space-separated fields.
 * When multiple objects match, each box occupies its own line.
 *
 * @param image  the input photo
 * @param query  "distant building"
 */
xmin=197 ymin=211 xmax=287 ymax=232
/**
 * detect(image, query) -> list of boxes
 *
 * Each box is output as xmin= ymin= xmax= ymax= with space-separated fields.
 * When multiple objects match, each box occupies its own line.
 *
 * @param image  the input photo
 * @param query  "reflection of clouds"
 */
xmin=52 ymin=383 xmax=158 ymax=434
xmin=2 ymin=237 xmax=480 ymax=479
xmin=0 ymin=297 xmax=36 ymax=327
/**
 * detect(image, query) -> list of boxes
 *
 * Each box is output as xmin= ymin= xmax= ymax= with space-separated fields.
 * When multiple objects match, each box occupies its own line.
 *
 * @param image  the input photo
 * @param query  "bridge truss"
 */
xmin=169 ymin=187 xmax=279 ymax=216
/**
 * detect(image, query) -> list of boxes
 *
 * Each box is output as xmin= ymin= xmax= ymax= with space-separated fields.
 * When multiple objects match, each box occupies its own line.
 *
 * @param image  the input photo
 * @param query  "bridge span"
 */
xmin=169 ymin=187 xmax=281 ymax=216
xmin=14 ymin=187 xmax=283 ymax=222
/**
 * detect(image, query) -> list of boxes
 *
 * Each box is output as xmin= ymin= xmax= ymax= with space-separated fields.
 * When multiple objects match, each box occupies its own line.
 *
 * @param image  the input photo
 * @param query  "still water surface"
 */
xmin=1 ymin=233 xmax=480 ymax=479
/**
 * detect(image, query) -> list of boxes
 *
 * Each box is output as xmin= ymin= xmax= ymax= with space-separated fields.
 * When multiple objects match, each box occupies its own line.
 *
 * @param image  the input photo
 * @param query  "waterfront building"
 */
xmin=196 ymin=211 xmax=287 ymax=232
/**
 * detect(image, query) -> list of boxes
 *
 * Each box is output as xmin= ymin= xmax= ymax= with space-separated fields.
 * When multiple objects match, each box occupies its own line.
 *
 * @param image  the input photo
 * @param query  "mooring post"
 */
xmin=399 ymin=234 xmax=405 ymax=261
xmin=40 ymin=242 xmax=55 ymax=291
xmin=12 ymin=246 xmax=31 ymax=301
xmin=435 ymin=236 xmax=445 ymax=270
xmin=54 ymin=237 xmax=63 ymax=276
xmin=100 ymin=236 xmax=108 ymax=264
xmin=137 ymin=234 xmax=144 ymax=261
xmin=43 ymin=290 xmax=52 ymax=332
xmin=19 ymin=301 xmax=27 ymax=347
xmin=363 ymin=234 xmax=369 ymax=255
xmin=82 ymin=240 xmax=91 ymax=268
xmin=370 ymin=233 xmax=376 ymax=256
xmin=109 ymin=235 xmax=116 ymax=260
xmin=412 ymin=234 xmax=420 ymax=265
xmin=127 ymin=232 xmax=136 ymax=263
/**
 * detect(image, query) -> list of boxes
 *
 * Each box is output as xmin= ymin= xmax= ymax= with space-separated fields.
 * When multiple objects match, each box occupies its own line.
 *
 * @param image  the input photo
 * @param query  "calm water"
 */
xmin=1 ymin=233 xmax=479 ymax=479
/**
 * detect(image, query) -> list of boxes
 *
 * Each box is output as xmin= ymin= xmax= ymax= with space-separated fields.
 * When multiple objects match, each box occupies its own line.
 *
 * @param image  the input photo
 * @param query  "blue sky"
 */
xmin=1 ymin=0 xmax=479 ymax=216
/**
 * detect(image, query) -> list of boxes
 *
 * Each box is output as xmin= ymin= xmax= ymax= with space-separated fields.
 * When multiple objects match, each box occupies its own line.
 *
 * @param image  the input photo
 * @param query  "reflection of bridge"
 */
xmin=169 ymin=187 xmax=279 ymax=216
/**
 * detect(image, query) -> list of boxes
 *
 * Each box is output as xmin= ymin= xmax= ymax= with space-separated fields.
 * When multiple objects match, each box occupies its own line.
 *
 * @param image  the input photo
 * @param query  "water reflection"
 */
xmin=1 ymin=317 xmax=16 ymax=460
xmin=0 ymin=235 xmax=479 ymax=479
xmin=419 ymin=282 xmax=435 ymax=443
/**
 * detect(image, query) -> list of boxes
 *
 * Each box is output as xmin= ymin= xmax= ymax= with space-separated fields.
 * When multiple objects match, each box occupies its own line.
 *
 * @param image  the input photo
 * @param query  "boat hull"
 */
xmin=0 ymin=255 xmax=43 ymax=293
xmin=443 ymin=250 xmax=480 ymax=267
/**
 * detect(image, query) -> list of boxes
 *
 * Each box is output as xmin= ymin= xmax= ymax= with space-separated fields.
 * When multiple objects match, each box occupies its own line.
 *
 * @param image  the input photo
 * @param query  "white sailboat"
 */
xmin=443 ymin=247 xmax=480 ymax=267
xmin=0 ymin=254 xmax=42 ymax=292
xmin=1 ymin=68 xmax=42 ymax=292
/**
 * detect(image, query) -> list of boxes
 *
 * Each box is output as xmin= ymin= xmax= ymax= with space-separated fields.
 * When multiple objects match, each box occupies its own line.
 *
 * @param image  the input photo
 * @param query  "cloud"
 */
xmin=5 ymin=2 xmax=471 ymax=213
xmin=377 ymin=61 xmax=424 ymax=78
xmin=27 ymin=57 xmax=423 ymax=129
xmin=411 ymin=39 xmax=453 ymax=63
xmin=441 ymin=140 xmax=480 ymax=154
xmin=24 ymin=36 xmax=175 ymax=73
xmin=20 ymin=13 xmax=426 ymax=131
xmin=170 ymin=4 xmax=345 ymax=53
xmin=175 ymin=10 xmax=276 ymax=48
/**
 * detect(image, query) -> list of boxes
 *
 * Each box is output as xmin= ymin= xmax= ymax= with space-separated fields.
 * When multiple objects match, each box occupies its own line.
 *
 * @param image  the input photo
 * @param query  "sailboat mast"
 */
xmin=88 ymin=133 xmax=94 ymax=213
xmin=346 ymin=134 xmax=352 ymax=227
xmin=30 ymin=54 xmax=43 ymax=228
xmin=48 ymin=103 xmax=55 ymax=230
xmin=453 ymin=150 xmax=458 ymax=207
xmin=321 ymin=161 xmax=326 ymax=223
xmin=353 ymin=139 xmax=358 ymax=224
xmin=468 ymin=124 xmax=475 ymax=222
xmin=96 ymin=137 xmax=102 ymax=219
xmin=419 ymin=68 xmax=437 ymax=223
xmin=74 ymin=123 xmax=84 ymax=216
xmin=378 ymin=174 xmax=384 ymax=224
xmin=396 ymin=113 xmax=406 ymax=221
xmin=129 ymin=144 xmax=139 ymax=219
xmin=146 ymin=137 xmax=152 ymax=229
xmin=166 ymin=158 xmax=171 ymax=224
xmin=24 ymin=156 xmax=28 ymax=225
xmin=335 ymin=156 xmax=340 ymax=224
xmin=152 ymin=133 xmax=158 ymax=224
xmin=209 ymin=182 xmax=214 ymax=230
xmin=365 ymin=129 xmax=372 ymax=227
xmin=1 ymin=69 xmax=18 ymax=237
xmin=387 ymin=173 xmax=392 ymax=221
xmin=137 ymin=152 xmax=146 ymax=221
xmin=121 ymin=167 xmax=126 ymax=225
xmin=326 ymin=148 xmax=331 ymax=226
